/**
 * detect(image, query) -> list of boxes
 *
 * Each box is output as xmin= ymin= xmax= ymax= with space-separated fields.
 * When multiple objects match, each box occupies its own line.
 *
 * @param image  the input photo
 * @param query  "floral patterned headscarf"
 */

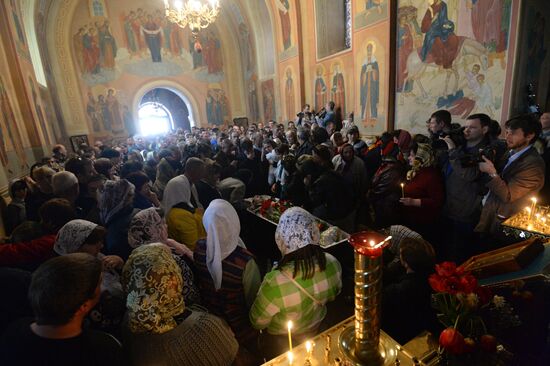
xmin=99 ymin=179 xmax=135 ymax=225
xmin=54 ymin=219 xmax=98 ymax=255
xmin=127 ymin=208 xmax=167 ymax=248
xmin=122 ymin=244 xmax=184 ymax=334
xmin=275 ymin=207 xmax=320 ymax=256
xmin=406 ymin=143 xmax=435 ymax=181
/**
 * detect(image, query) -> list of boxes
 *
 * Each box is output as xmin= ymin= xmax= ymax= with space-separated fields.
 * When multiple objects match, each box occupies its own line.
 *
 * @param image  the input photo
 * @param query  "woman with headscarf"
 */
xmin=163 ymin=175 xmax=206 ymax=250
xmin=193 ymin=199 xmax=261 ymax=345
xmin=128 ymin=208 xmax=200 ymax=306
xmin=399 ymin=143 xmax=444 ymax=240
xmin=122 ymin=244 xmax=239 ymax=366
xmin=250 ymin=208 xmax=342 ymax=356
xmin=393 ymin=129 xmax=413 ymax=159
xmin=54 ymin=219 xmax=125 ymax=331
xmin=98 ymin=179 xmax=137 ymax=260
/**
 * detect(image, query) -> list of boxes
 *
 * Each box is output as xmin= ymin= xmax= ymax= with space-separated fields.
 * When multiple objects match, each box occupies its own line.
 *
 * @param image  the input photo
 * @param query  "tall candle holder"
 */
xmin=339 ymin=232 xmax=391 ymax=365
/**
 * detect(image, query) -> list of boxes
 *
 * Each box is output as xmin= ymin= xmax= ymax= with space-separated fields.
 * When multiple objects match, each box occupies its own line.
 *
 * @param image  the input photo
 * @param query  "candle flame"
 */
xmin=287 ymin=320 xmax=293 ymax=330
xmin=287 ymin=351 xmax=294 ymax=364
xmin=400 ymin=183 xmax=404 ymax=188
xmin=525 ymin=207 xmax=531 ymax=213
xmin=306 ymin=340 xmax=312 ymax=353
xmin=369 ymin=240 xmax=375 ymax=247
xmin=531 ymin=197 xmax=537 ymax=204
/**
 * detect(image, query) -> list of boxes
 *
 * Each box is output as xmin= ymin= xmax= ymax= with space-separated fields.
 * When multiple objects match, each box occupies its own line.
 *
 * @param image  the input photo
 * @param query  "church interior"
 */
xmin=1 ymin=0 xmax=550 ymax=365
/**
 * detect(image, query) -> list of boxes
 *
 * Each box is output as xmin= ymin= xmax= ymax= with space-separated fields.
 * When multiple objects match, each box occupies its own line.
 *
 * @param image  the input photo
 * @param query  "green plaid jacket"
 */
xmin=249 ymin=253 xmax=342 ymax=335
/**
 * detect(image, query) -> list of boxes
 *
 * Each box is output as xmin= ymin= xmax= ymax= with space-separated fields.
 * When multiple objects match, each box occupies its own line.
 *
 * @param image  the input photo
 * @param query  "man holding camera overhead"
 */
xmin=475 ymin=114 xmax=545 ymax=241
xmin=440 ymin=113 xmax=492 ymax=261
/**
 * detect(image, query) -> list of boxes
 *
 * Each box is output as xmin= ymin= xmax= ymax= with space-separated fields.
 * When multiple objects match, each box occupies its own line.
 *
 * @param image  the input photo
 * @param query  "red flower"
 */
xmin=435 ymin=262 xmax=463 ymax=277
xmin=439 ymin=328 xmax=465 ymax=354
xmin=458 ymin=274 xmax=478 ymax=294
xmin=429 ymin=274 xmax=449 ymax=293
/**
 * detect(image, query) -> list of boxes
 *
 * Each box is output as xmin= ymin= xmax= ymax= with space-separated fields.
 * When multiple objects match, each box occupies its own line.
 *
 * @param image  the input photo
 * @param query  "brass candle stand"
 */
xmin=339 ymin=232 xmax=389 ymax=365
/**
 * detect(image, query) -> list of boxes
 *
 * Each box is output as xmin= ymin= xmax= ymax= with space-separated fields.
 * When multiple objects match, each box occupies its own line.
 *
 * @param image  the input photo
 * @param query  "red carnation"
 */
xmin=435 ymin=262 xmax=459 ymax=277
xmin=458 ymin=274 xmax=478 ymax=294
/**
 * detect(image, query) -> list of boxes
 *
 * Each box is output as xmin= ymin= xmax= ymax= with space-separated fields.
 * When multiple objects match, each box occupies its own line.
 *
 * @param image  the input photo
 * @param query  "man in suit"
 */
xmin=476 ymin=114 xmax=545 ymax=237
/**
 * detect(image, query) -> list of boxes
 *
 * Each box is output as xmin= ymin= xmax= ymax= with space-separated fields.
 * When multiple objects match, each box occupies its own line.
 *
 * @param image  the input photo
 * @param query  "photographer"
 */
xmin=476 ymin=114 xmax=545 ymax=240
xmin=441 ymin=114 xmax=491 ymax=261
xmin=295 ymin=104 xmax=313 ymax=126
xmin=317 ymin=101 xmax=336 ymax=129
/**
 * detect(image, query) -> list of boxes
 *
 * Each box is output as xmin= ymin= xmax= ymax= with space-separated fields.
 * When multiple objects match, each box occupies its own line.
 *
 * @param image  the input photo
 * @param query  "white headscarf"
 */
xmin=275 ymin=207 xmax=320 ymax=256
xmin=162 ymin=175 xmax=192 ymax=214
xmin=202 ymin=199 xmax=245 ymax=290
xmin=54 ymin=219 xmax=98 ymax=255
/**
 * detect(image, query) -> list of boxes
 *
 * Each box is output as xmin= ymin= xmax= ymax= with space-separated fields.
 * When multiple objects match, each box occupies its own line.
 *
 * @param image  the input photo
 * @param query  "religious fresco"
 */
xmin=511 ymin=1 xmax=550 ymax=114
xmin=8 ymin=0 xmax=31 ymax=60
xmin=261 ymin=79 xmax=276 ymax=122
xmin=206 ymin=87 xmax=231 ymax=126
xmin=354 ymin=0 xmax=388 ymax=30
xmin=72 ymin=4 xmax=226 ymax=85
xmin=330 ymin=61 xmax=346 ymax=116
xmin=28 ymin=78 xmax=52 ymax=146
xmin=248 ymin=75 xmax=260 ymax=123
xmin=284 ymin=67 xmax=295 ymax=121
xmin=313 ymin=65 xmax=328 ymax=112
xmin=85 ymin=88 xmax=128 ymax=135
xmin=274 ymin=0 xmax=298 ymax=60
xmin=0 ymin=76 xmax=29 ymax=177
xmin=358 ymin=40 xmax=382 ymax=129
xmin=395 ymin=0 xmax=517 ymax=134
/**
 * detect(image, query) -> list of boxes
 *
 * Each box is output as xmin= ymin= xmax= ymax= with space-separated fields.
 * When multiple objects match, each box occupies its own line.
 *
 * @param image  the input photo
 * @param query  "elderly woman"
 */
xmin=54 ymin=219 xmax=125 ymax=331
xmin=400 ymin=143 xmax=444 ymax=240
xmin=193 ymin=199 xmax=261 ymax=344
xmin=98 ymin=179 xmax=137 ymax=260
xmin=250 ymin=207 xmax=342 ymax=354
xmin=122 ymin=244 xmax=238 ymax=366
xmin=163 ymin=175 xmax=206 ymax=250
xmin=128 ymin=208 xmax=200 ymax=306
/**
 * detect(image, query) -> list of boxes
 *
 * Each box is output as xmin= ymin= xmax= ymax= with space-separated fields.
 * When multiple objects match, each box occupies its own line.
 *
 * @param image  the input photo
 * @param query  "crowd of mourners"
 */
xmin=0 ymin=103 xmax=548 ymax=365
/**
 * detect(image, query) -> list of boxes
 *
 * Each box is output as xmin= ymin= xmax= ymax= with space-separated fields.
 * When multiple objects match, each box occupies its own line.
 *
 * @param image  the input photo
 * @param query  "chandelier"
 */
xmin=164 ymin=0 xmax=221 ymax=52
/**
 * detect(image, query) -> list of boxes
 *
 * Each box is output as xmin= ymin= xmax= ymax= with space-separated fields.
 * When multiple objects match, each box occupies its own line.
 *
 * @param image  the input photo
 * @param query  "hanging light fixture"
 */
xmin=164 ymin=0 xmax=221 ymax=53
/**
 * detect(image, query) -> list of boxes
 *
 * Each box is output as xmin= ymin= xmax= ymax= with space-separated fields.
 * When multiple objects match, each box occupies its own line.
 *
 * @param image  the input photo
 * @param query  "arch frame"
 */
xmin=132 ymin=81 xmax=200 ymax=129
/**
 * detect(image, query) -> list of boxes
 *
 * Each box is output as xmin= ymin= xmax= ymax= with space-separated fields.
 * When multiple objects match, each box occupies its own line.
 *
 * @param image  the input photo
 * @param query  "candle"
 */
xmin=400 ymin=183 xmax=405 ymax=198
xmin=531 ymin=197 xmax=538 ymax=220
xmin=287 ymin=320 xmax=293 ymax=353
xmin=287 ymin=351 xmax=294 ymax=365
xmin=305 ymin=340 xmax=313 ymax=361
xmin=349 ymin=232 xmax=392 ymax=257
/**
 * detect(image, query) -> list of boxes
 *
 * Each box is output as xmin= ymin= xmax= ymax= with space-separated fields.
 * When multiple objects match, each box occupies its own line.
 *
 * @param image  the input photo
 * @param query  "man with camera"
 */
xmin=317 ymin=101 xmax=336 ymax=129
xmin=476 ymin=114 xmax=545 ymax=240
xmin=295 ymin=104 xmax=313 ymax=127
xmin=441 ymin=113 xmax=492 ymax=261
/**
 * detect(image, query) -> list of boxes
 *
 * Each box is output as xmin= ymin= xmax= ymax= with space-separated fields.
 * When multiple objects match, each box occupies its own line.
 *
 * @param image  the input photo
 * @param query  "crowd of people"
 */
xmin=0 ymin=104 xmax=548 ymax=365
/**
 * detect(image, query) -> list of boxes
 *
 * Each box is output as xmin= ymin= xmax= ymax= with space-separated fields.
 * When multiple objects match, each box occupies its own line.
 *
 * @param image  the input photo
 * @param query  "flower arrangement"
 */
xmin=258 ymin=199 xmax=293 ymax=223
xmin=429 ymin=262 xmax=519 ymax=364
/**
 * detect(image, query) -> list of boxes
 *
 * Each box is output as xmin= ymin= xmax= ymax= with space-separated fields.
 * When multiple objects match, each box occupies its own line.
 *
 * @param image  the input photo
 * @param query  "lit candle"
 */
xmin=305 ymin=340 xmax=313 ymax=361
xmin=287 ymin=351 xmax=294 ymax=365
xmin=350 ymin=233 xmax=392 ymax=257
xmin=530 ymin=197 xmax=538 ymax=221
xmin=526 ymin=207 xmax=532 ymax=223
xmin=400 ymin=183 xmax=405 ymax=198
xmin=287 ymin=320 xmax=293 ymax=353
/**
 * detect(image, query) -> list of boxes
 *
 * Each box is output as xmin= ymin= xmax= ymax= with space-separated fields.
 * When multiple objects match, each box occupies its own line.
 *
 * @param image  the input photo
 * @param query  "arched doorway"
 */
xmin=137 ymin=88 xmax=192 ymax=136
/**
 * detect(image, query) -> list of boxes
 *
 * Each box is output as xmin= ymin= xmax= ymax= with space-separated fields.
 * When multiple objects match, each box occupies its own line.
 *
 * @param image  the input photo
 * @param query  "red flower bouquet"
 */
xmin=258 ymin=199 xmax=292 ymax=223
xmin=429 ymin=262 xmax=518 ymax=364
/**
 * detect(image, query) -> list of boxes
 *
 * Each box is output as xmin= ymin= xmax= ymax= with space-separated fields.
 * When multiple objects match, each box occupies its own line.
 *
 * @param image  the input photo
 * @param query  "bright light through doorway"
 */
xmin=138 ymin=103 xmax=173 ymax=136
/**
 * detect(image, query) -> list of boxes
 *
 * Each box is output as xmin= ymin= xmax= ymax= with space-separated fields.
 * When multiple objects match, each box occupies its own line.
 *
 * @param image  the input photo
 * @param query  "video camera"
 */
xmin=459 ymin=144 xmax=497 ymax=168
